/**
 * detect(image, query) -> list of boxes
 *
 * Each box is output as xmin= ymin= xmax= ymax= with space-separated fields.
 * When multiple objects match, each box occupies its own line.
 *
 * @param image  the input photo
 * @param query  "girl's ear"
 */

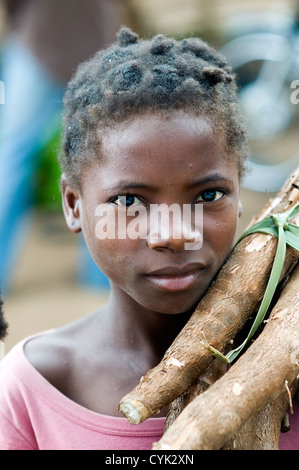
xmin=60 ymin=174 xmax=82 ymax=233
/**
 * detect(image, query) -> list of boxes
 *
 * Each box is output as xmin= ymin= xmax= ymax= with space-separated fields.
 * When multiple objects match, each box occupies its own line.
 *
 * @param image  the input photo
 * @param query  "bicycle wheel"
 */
xmin=221 ymin=33 xmax=299 ymax=191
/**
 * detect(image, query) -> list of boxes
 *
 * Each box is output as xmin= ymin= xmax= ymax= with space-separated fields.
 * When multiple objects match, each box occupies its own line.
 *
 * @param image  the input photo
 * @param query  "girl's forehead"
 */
xmin=101 ymin=112 xmax=225 ymax=161
xmin=87 ymin=112 xmax=239 ymax=191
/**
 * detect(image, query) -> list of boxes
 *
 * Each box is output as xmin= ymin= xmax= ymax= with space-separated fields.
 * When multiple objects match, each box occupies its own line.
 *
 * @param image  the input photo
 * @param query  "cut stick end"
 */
xmin=118 ymin=398 xmax=150 ymax=424
xmin=152 ymin=441 xmax=171 ymax=450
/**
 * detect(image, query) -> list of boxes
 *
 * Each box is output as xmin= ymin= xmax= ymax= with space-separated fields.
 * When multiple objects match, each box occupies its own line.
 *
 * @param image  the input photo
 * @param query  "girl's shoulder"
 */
xmin=24 ymin=328 xmax=74 ymax=394
xmin=23 ymin=312 xmax=100 ymax=397
xmin=0 ymin=330 xmax=54 ymax=380
xmin=22 ymin=311 xmax=136 ymax=416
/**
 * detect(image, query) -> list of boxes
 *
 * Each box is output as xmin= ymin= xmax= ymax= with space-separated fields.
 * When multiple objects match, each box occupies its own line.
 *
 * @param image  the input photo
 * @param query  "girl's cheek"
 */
xmin=203 ymin=211 xmax=238 ymax=249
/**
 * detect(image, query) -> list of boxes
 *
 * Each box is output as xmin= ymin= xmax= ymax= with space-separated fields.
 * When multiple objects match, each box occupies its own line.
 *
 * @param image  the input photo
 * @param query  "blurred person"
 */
xmin=0 ymin=0 xmax=126 ymax=294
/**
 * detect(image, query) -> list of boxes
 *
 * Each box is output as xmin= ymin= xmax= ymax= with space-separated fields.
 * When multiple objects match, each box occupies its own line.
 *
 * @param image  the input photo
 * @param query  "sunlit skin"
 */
xmin=25 ymin=112 xmax=242 ymax=417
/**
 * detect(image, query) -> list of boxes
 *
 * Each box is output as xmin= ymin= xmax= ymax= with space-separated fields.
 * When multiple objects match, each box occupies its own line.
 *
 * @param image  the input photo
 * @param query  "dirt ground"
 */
xmin=2 ymin=187 xmax=270 ymax=355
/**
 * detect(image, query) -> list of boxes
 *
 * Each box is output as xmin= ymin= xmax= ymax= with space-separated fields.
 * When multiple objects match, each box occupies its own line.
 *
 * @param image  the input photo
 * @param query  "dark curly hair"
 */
xmin=59 ymin=27 xmax=248 ymax=189
xmin=0 ymin=296 xmax=8 ymax=341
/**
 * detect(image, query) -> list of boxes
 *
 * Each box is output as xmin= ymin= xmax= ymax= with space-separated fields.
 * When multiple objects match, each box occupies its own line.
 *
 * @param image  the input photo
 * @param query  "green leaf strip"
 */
xmin=208 ymin=202 xmax=299 ymax=364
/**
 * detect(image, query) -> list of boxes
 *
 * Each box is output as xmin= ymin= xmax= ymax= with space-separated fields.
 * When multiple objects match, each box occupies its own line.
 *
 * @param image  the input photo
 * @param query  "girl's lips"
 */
xmin=147 ymin=269 xmax=203 ymax=293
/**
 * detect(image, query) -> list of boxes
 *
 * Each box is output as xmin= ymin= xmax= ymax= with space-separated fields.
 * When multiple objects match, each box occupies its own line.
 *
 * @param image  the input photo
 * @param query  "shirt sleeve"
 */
xmin=0 ymin=413 xmax=35 ymax=450
xmin=0 ymin=343 xmax=38 ymax=450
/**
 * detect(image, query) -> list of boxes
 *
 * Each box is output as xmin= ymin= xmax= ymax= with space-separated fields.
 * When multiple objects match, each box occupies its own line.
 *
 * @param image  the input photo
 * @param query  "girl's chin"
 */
xmin=110 ymin=280 xmax=204 ymax=315
xmin=137 ymin=294 xmax=200 ymax=316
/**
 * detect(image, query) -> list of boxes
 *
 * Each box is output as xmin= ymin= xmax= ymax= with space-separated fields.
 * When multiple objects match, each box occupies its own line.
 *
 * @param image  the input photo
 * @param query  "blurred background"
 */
xmin=0 ymin=0 xmax=298 ymax=353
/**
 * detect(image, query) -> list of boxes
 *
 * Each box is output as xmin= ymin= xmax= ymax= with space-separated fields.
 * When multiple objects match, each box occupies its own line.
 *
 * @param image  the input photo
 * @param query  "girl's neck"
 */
xmin=101 ymin=287 xmax=193 ymax=363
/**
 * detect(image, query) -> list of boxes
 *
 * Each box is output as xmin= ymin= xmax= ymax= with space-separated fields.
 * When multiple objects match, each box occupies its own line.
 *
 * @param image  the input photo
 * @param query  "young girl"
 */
xmin=0 ymin=28 xmax=297 ymax=450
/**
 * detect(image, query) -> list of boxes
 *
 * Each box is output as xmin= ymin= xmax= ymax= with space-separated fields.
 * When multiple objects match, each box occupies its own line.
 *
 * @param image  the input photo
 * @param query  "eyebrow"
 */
xmin=105 ymin=173 xmax=234 ymax=193
xmin=105 ymin=181 xmax=158 ymax=192
xmin=187 ymin=173 xmax=234 ymax=188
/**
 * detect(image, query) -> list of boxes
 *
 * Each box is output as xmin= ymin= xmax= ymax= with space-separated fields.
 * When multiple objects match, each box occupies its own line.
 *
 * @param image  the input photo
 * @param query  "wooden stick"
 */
xmin=164 ymin=380 xmax=298 ymax=450
xmin=153 ymin=263 xmax=299 ymax=450
xmin=222 ymin=391 xmax=296 ymax=450
xmin=163 ymin=349 xmax=230 ymax=433
xmin=118 ymin=167 xmax=299 ymax=424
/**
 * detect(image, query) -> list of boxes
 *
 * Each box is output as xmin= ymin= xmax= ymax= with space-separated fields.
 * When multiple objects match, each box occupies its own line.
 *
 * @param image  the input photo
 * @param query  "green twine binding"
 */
xmin=209 ymin=202 xmax=299 ymax=365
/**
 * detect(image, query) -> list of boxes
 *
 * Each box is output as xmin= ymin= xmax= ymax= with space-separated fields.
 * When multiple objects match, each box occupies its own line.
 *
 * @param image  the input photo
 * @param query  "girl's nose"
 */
xmin=147 ymin=208 xmax=203 ymax=252
xmin=147 ymin=232 xmax=188 ymax=252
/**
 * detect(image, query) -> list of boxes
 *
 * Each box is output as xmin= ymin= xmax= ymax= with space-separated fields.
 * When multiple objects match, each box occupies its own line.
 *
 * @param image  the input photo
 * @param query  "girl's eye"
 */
xmin=114 ymin=195 xmax=141 ymax=207
xmin=196 ymin=190 xmax=225 ymax=203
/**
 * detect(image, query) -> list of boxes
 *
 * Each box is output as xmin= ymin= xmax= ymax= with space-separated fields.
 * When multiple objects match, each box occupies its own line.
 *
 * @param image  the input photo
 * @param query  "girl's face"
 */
xmin=63 ymin=112 xmax=241 ymax=315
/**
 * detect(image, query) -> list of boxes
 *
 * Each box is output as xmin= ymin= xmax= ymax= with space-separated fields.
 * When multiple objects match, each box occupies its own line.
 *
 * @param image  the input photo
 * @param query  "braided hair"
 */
xmin=60 ymin=27 xmax=248 ymax=189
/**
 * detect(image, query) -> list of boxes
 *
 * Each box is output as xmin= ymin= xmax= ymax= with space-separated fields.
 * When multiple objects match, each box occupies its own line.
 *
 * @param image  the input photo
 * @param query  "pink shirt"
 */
xmin=0 ymin=336 xmax=297 ymax=450
xmin=0 ymin=337 xmax=165 ymax=450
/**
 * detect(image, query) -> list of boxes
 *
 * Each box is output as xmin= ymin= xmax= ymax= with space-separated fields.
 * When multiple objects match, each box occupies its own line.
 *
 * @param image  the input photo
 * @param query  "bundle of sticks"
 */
xmin=119 ymin=167 xmax=299 ymax=450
